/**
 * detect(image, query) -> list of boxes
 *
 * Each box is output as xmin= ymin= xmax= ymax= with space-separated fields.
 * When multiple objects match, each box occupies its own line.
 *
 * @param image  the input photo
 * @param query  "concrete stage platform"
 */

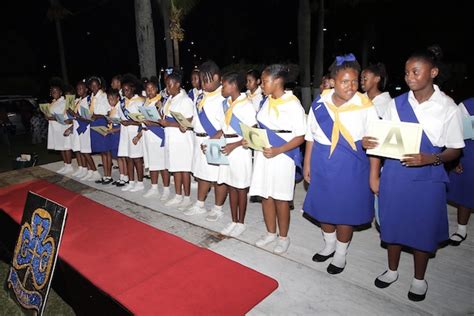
xmin=0 ymin=161 xmax=472 ymax=315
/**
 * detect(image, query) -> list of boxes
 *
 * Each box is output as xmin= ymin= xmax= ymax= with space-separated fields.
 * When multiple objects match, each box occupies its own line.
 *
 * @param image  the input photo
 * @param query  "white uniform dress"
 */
xmin=217 ymin=94 xmax=257 ymax=189
xmin=369 ymin=91 xmax=392 ymax=118
xmin=192 ymin=86 xmax=226 ymax=182
xmin=246 ymin=86 xmax=264 ymax=112
xmin=78 ymin=97 xmax=92 ymax=153
xmin=163 ymin=89 xmax=194 ymax=172
xmin=123 ymin=95 xmax=145 ymax=158
xmin=71 ymin=97 xmax=86 ymax=152
xmin=249 ymin=91 xmax=306 ymax=201
xmin=142 ymin=97 xmax=166 ymax=171
xmin=47 ymin=96 xmax=72 ymax=151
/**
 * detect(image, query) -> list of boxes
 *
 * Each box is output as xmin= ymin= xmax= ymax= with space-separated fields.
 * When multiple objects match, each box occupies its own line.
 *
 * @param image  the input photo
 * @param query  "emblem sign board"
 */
xmin=366 ymin=120 xmax=423 ymax=160
xmin=5 ymin=192 xmax=67 ymax=315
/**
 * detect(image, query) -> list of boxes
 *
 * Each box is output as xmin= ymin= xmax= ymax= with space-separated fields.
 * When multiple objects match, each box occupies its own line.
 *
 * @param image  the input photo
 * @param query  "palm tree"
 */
xmin=168 ymin=0 xmax=198 ymax=68
xmin=312 ymin=0 xmax=325 ymax=98
xmin=135 ymin=0 xmax=157 ymax=78
xmin=47 ymin=0 xmax=70 ymax=84
xmin=156 ymin=0 xmax=174 ymax=67
xmin=298 ymin=0 xmax=312 ymax=111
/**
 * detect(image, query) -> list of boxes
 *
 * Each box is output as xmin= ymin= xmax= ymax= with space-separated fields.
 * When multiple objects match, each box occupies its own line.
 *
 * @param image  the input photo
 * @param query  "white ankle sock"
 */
xmin=331 ymin=240 xmax=349 ymax=268
xmin=182 ymin=195 xmax=190 ymax=201
xmin=213 ymin=204 xmax=223 ymax=211
xmin=410 ymin=278 xmax=427 ymax=295
xmin=196 ymin=200 xmax=205 ymax=208
xmin=119 ymin=174 xmax=124 ymax=181
xmin=123 ymin=175 xmax=129 ymax=182
xmin=456 ymin=224 xmax=467 ymax=237
xmin=163 ymin=186 xmax=170 ymax=194
xmin=319 ymin=231 xmax=336 ymax=256
xmin=377 ymin=269 xmax=398 ymax=283
xmin=151 ymin=184 xmax=158 ymax=189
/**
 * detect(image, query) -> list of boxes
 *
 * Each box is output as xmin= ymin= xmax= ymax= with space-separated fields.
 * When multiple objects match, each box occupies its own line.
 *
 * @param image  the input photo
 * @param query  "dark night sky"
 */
xmin=1 ymin=0 xmax=472 ymax=101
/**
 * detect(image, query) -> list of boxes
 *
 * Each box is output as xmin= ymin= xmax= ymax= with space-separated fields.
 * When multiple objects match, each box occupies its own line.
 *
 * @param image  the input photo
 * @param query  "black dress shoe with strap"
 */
xmin=312 ymin=251 xmax=335 ymax=262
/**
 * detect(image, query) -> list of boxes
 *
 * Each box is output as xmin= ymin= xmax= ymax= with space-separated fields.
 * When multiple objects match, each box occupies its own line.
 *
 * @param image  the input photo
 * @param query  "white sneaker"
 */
xmin=274 ymin=237 xmax=290 ymax=254
xmin=71 ymin=167 xmax=83 ymax=177
xmin=165 ymin=195 xmax=183 ymax=206
xmin=80 ymin=170 xmax=93 ymax=181
xmin=129 ymin=182 xmax=145 ymax=192
xmin=121 ymin=182 xmax=135 ymax=192
xmin=220 ymin=222 xmax=237 ymax=236
xmin=177 ymin=197 xmax=193 ymax=210
xmin=76 ymin=168 xmax=88 ymax=178
xmin=230 ymin=223 xmax=246 ymax=237
xmin=88 ymin=170 xmax=102 ymax=182
xmin=62 ymin=165 xmax=74 ymax=175
xmin=143 ymin=188 xmax=160 ymax=198
xmin=183 ymin=203 xmax=207 ymax=216
xmin=160 ymin=190 xmax=170 ymax=201
xmin=255 ymin=232 xmax=278 ymax=247
xmin=205 ymin=209 xmax=224 ymax=222
xmin=57 ymin=165 xmax=67 ymax=174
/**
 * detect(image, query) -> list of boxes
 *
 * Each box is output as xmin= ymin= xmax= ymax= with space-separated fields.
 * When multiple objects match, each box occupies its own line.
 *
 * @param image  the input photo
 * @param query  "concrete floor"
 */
xmin=1 ymin=161 xmax=473 ymax=315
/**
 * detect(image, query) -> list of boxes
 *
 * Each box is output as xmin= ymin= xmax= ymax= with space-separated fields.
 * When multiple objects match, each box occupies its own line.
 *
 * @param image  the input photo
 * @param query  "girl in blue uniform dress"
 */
xmin=303 ymin=54 xmax=379 ymax=274
xmin=447 ymin=97 xmax=474 ymax=245
xmin=363 ymin=47 xmax=465 ymax=301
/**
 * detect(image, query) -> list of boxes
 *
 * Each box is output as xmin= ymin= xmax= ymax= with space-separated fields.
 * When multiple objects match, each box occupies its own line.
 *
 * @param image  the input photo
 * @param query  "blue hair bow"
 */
xmin=335 ymin=53 xmax=356 ymax=66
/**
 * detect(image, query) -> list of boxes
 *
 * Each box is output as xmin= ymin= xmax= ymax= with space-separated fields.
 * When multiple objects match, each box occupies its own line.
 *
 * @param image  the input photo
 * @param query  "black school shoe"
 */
xmin=449 ymin=233 xmax=467 ymax=246
xmin=115 ymin=180 xmax=128 ymax=187
xmin=101 ymin=178 xmax=114 ymax=185
xmin=95 ymin=178 xmax=104 ymax=184
xmin=312 ymin=251 xmax=335 ymax=262
xmin=374 ymin=271 xmax=399 ymax=289
xmin=408 ymin=283 xmax=428 ymax=302
xmin=327 ymin=263 xmax=345 ymax=275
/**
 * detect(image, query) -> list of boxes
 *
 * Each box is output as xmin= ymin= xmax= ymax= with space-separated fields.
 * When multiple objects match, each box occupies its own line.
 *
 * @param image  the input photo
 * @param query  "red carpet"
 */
xmin=0 ymin=180 xmax=278 ymax=315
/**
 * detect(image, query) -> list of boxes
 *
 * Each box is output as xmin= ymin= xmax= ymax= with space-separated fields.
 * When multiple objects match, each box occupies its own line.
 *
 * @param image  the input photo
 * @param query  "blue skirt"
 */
xmin=90 ymin=118 xmax=109 ymax=153
xmin=108 ymin=130 xmax=120 ymax=159
xmin=303 ymin=141 xmax=374 ymax=226
xmin=379 ymin=160 xmax=448 ymax=253
xmin=447 ymin=140 xmax=474 ymax=209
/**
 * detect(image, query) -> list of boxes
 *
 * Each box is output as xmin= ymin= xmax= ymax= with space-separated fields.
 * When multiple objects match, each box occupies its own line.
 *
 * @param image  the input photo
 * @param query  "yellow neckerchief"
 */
xmin=144 ymin=95 xmax=161 ymax=107
xmin=74 ymin=97 xmax=83 ymax=113
xmin=225 ymin=94 xmax=248 ymax=127
xmin=198 ymin=86 xmax=222 ymax=112
xmin=268 ymin=92 xmax=298 ymax=117
xmin=125 ymin=95 xmax=144 ymax=108
xmin=247 ymin=87 xmax=261 ymax=100
xmin=90 ymin=90 xmax=103 ymax=114
xmin=323 ymin=90 xmax=373 ymax=156
xmin=107 ymin=102 xmax=120 ymax=130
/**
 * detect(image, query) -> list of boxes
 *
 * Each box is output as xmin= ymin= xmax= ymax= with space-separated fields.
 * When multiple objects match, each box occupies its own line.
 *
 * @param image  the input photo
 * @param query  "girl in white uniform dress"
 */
xmin=217 ymin=72 xmax=257 ymax=237
xmin=246 ymin=69 xmax=263 ymax=112
xmin=249 ymin=65 xmax=306 ymax=254
xmin=159 ymin=72 xmax=194 ymax=209
xmin=69 ymin=81 xmax=89 ymax=178
xmin=361 ymin=63 xmax=392 ymax=118
xmin=185 ymin=60 xmax=228 ymax=217
xmin=141 ymin=81 xmax=169 ymax=198
xmin=46 ymin=84 xmax=74 ymax=174
xmin=119 ymin=76 xmax=146 ymax=192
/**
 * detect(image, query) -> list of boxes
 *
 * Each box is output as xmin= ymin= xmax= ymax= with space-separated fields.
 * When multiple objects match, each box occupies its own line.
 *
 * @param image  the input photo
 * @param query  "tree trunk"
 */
xmin=135 ymin=0 xmax=157 ymax=78
xmin=298 ymin=0 xmax=311 ymax=112
xmin=50 ymin=0 xmax=68 ymax=84
xmin=312 ymin=0 xmax=324 ymax=98
xmin=158 ymin=0 xmax=174 ymax=67
xmin=173 ymin=38 xmax=180 ymax=68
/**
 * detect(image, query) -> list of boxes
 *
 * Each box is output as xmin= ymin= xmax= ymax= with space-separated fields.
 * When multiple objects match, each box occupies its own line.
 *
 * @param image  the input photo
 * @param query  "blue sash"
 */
xmin=463 ymin=97 xmax=474 ymax=115
xmin=120 ymin=97 xmax=130 ymax=120
xmin=188 ymin=89 xmax=195 ymax=101
xmin=165 ymin=116 xmax=178 ymax=124
xmin=76 ymin=95 xmax=91 ymax=134
xmin=388 ymin=93 xmax=448 ymax=182
xmin=258 ymin=96 xmax=268 ymax=112
xmin=222 ymin=98 xmax=243 ymax=136
xmin=195 ymin=93 xmax=218 ymax=137
xmin=257 ymin=119 xmax=303 ymax=177
xmin=147 ymin=126 xmax=165 ymax=147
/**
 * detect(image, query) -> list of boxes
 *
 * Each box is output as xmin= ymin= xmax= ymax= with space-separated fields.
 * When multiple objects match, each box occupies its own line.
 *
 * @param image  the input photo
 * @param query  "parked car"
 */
xmin=0 ymin=95 xmax=38 ymax=135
